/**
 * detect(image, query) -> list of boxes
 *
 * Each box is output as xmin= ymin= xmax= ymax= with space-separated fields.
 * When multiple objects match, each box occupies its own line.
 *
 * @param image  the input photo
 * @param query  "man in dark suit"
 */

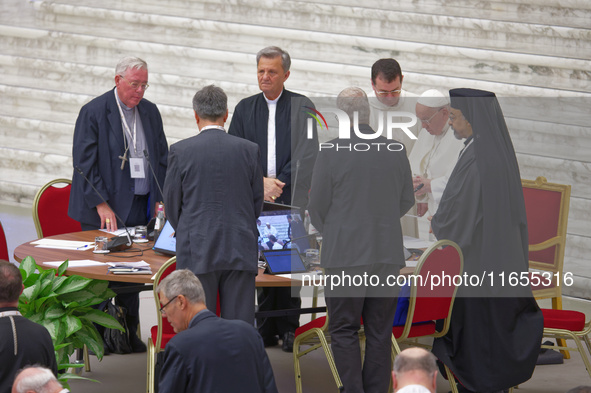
xmin=68 ymin=56 xmax=168 ymax=352
xmin=228 ymin=46 xmax=318 ymax=350
xmin=158 ymin=269 xmax=278 ymax=393
xmin=1 ymin=261 xmax=57 ymax=393
xmin=308 ymin=87 xmax=414 ymax=393
xmin=163 ymin=85 xmax=264 ymax=324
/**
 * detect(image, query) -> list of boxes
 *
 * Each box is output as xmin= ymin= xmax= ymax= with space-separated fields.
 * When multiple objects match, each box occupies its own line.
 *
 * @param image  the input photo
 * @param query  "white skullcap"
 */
xmin=417 ymin=89 xmax=449 ymax=107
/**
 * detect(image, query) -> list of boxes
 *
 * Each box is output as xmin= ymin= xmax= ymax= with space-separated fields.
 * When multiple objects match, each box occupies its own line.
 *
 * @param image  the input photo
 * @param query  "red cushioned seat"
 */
xmin=393 ymin=321 xmax=436 ymax=339
xmin=542 ymin=308 xmax=586 ymax=331
xmin=151 ymin=325 xmax=176 ymax=349
xmin=295 ymin=316 xmax=326 ymax=336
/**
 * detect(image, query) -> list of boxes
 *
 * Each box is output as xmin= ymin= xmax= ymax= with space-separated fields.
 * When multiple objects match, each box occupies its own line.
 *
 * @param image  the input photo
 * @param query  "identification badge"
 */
xmin=129 ymin=157 xmax=146 ymax=179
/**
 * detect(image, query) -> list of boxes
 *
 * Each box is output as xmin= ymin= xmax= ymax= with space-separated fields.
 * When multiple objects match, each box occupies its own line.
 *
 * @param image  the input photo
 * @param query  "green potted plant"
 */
xmin=18 ymin=256 xmax=124 ymax=387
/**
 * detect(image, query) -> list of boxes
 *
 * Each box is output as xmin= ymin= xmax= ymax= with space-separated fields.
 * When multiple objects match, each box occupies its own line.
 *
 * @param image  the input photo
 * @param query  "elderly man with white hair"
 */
xmin=11 ymin=366 xmax=68 ymax=393
xmin=409 ymin=90 xmax=464 ymax=222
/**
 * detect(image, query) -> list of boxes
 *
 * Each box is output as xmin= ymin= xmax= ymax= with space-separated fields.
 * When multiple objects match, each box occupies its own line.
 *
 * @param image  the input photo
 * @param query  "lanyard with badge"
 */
xmin=115 ymin=90 xmax=145 ymax=179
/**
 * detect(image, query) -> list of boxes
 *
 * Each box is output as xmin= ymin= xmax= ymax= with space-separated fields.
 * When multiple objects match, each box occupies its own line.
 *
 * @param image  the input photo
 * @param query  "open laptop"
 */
xmin=152 ymin=220 xmax=176 ymax=256
xmin=261 ymin=249 xmax=308 ymax=274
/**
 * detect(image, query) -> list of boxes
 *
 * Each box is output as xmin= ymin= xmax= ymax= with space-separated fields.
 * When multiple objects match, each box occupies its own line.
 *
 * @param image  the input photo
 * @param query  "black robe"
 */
xmin=431 ymin=89 xmax=543 ymax=392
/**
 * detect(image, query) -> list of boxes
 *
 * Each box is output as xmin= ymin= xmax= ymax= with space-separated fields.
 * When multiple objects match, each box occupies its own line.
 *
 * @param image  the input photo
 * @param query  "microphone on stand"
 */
xmin=291 ymin=159 xmax=301 ymax=206
xmin=74 ymin=166 xmax=133 ymax=250
xmin=143 ymin=149 xmax=164 ymax=198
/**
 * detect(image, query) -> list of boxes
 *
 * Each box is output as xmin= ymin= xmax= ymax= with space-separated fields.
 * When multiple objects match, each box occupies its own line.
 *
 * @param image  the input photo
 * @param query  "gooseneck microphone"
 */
xmin=74 ymin=166 xmax=133 ymax=248
xmin=143 ymin=149 xmax=164 ymax=199
xmin=291 ymin=159 xmax=301 ymax=206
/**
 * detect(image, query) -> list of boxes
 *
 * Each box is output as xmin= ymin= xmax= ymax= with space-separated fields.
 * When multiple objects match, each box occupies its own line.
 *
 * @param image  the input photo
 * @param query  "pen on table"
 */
xmin=414 ymin=183 xmax=424 ymax=193
xmin=77 ymin=244 xmax=93 ymax=250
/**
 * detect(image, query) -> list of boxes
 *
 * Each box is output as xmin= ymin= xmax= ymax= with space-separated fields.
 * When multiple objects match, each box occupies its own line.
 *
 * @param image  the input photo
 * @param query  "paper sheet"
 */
xmin=42 ymin=260 xmax=105 ymax=268
xmin=31 ymin=239 xmax=94 ymax=250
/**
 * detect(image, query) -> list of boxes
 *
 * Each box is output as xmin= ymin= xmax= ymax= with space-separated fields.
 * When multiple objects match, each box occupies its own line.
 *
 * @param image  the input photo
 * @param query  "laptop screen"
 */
xmin=257 ymin=209 xmax=313 ymax=254
xmin=262 ymin=249 xmax=308 ymax=274
xmin=152 ymin=220 xmax=176 ymax=256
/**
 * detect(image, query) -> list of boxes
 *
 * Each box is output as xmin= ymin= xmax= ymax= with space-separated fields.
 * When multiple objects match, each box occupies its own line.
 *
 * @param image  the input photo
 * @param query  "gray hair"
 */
xmin=115 ymin=56 xmax=148 ymax=77
xmin=157 ymin=269 xmax=206 ymax=305
xmin=192 ymin=85 xmax=228 ymax=121
xmin=13 ymin=366 xmax=61 ymax=393
xmin=393 ymin=347 xmax=438 ymax=378
xmin=337 ymin=87 xmax=370 ymax=125
xmin=256 ymin=46 xmax=291 ymax=72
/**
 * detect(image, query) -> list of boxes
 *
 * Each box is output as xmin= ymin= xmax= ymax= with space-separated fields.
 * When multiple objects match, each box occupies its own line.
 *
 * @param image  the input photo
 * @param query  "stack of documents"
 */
xmin=32 ymin=239 xmax=94 ymax=250
xmin=107 ymin=261 xmax=152 ymax=275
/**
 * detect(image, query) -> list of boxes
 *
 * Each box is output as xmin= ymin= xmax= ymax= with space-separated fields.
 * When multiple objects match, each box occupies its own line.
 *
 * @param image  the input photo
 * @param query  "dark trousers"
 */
xmin=324 ymin=264 xmax=400 ymax=393
xmin=197 ymin=270 xmax=257 ymax=325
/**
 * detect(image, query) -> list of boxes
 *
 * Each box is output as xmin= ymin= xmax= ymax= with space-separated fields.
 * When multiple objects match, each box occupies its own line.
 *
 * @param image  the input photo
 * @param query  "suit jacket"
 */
xmin=163 ymin=128 xmax=264 ymax=274
xmin=0 ymin=308 xmax=57 ymax=393
xmin=307 ymin=126 xmax=414 ymax=269
xmin=159 ymin=310 xmax=278 ymax=393
xmin=228 ymin=89 xmax=318 ymax=208
xmin=68 ymin=88 xmax=168 ymax=227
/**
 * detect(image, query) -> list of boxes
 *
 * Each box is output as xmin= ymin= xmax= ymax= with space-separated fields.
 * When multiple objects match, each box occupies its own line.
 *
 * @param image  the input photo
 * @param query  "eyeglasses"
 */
xmin=159 ymin=295 xmax=178 ymax=315
xmin=375 ymin=89 xmax=402 ymax=97
xmin=448 ymin=112 xmax=463 ymax=122
xmin=121 ymin=76 xmax=149 ymax=91
xmin=419 ymin=107 xmax=444 ymax=126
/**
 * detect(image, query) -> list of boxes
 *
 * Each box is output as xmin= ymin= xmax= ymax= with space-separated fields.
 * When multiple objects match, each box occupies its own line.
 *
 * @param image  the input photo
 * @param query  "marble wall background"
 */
xmin=0 ymin=0 xmax=589 ymax=295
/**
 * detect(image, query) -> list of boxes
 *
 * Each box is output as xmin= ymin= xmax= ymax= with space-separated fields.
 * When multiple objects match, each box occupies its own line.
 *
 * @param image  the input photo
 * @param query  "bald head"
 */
xmin=392 ymin=347 xmax=438 ymax=393
xmin=12 ymin=367 xmax=63 ymax=393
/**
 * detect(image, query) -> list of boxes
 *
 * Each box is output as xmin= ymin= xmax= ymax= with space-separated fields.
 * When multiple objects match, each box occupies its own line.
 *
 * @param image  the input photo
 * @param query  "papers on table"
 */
xmin=99 ymin=227 xmax=134 ymax=236
xmin=106 ymin=261 xmax=152 ymax=275
xmin=43 ymin=260 xmax=105 ymax=268
xmin=31 ymin=239 xmax=94 ymax=250
xmin=403 ymin=236 xmax=433 ymax=250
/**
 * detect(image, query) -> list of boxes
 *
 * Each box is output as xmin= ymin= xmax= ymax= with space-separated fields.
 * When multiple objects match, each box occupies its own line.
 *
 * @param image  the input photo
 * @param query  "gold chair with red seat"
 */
xmin=522 ymin=176 xmax=571 ymax=356
xmin=391 ymin=239 xmax=464 ymax=393
xmin=32 ymin=178 xmax=81 ymax=238
xmin=540 ymin=308 xmax=591 ymax=378
xmin=147 ymin=256 xmax=177 ymax=393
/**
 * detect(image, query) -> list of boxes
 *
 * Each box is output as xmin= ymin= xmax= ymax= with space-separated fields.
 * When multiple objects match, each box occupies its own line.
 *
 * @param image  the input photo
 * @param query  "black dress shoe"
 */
xmin=282 ymin=331 xmax=295 ymax=353
xmin=263 ymin=335 xmax=279 ymax=347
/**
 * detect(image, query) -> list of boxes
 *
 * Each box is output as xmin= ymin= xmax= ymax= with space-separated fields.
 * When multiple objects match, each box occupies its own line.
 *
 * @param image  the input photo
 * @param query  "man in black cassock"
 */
xmin=431 ymin=88 xmax=543 ymax=393
xmin=228 ymin=46 xmax=318 ymax=351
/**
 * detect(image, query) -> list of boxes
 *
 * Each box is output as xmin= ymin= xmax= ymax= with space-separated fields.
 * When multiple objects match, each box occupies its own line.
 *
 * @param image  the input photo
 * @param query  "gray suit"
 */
xmin=163 ymin=128 xmax=264 ymax=323
xmin=308 ymin=127 xmax=414 ymax=392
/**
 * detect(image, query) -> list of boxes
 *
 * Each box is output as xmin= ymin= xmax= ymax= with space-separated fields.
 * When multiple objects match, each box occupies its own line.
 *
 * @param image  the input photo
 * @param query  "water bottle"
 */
xmin=154 ymin=203 xmax=165 ymax=242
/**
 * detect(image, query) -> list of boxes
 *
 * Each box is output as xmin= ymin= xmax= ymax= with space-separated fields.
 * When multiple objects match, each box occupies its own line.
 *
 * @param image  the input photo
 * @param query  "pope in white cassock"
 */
xmin=408 ymin=90 xmax=464 ymax=237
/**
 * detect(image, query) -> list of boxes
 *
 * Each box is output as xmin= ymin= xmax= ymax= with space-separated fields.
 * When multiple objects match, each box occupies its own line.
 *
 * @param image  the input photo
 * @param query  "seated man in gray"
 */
xmin=0 ymin=261 xmax=57 ymax=393
xmin=157 ymin=270 xmax=278 ymax=393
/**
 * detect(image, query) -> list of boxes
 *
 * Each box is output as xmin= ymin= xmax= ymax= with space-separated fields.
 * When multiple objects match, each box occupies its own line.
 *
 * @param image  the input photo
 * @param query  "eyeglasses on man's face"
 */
xmin=419 ymin=107 xmax=444 ymax=126
xmin=159 ymin=295 xmax=178 ymax=315
xmin=375 ymin=89 xmax=402 ymax=97
xmin=121 ymin=76 xmax=149 ymax=91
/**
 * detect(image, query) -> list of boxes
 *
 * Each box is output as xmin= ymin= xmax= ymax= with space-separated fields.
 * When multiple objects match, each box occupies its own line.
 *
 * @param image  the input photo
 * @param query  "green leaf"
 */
xmin=33 ymin=295 xmax=57 ymax=314
xmin=20 ymin=280 xmax=41 ymax=304
xmin=59 ymin=289 xmax=98 ymax=305
xmin=51 ymin=276 xmax=68 ymax=292
xmin=44 ymin=303 xmax=66 ymax=320
xmin=54 ymin=342 xmax=72 ymax=351
xmin=85 ymin=279 xmax=110 ymax=296
xmin=74 ymin=328 xmax=104 ymax=360
xmin=57 ymin=260 xmax=69 ymax=277
xmin=44 ymin=318 xmax=61 ymax=342
xmin=64 ymin=314 xmax=82 ymax=338
xmin=80 ymin=308 xmax=124 ymax=331
xmin=58 ymin=373 xmax=99 ymax=383
xmin=19 ymin=256 xmax=37 ymax=283
xmin=55 ymin=275 xmax=91 ymax=295
xmin=38 ymin=270 xmax=56 ymax=297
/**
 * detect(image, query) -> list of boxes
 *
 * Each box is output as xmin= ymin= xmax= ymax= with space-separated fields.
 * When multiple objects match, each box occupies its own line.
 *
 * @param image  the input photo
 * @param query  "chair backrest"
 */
xmin=398 ymin=239 xmax=464 ymax=341
xmin=521 ymin=176 xmax=570 ymax=272
xmin=33 ymin=179 xmax=81 ymax=238
xmin=152 ymin=257 xmax=177 ymax=350
xmin=0 ymin=220 xmax=9 ymax=261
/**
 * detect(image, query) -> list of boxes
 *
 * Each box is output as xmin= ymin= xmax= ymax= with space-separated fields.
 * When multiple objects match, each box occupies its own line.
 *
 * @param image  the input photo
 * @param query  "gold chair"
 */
xmin=522 ymin=176 xmax=571 ymax=356
xmin=146 ymin=256 xmax=177 ymax=393
xmin=32 ymin=178 xmax=81 ymax=238
xmin=391 ymin=240 xmax=464 ymax=393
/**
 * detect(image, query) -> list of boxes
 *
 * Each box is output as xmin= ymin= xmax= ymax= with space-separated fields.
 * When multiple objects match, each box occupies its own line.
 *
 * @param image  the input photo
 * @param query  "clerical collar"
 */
xmin=264 ymin=89 xmax=283 ymax=105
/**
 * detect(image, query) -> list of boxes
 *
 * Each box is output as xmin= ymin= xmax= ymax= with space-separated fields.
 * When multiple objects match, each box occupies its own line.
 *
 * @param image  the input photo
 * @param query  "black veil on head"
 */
xmin=449 ymin=88 xmax=529 ymax=274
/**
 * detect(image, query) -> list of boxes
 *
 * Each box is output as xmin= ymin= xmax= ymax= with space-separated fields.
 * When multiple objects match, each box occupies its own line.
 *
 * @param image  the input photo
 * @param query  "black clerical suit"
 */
xmin=431 ymin=89 xmax=543 ymax=392
xmin=163 ymin=127 xmax=264 ymax=324
xmin=159 ymin=310 xmax=278 ymax=393
xmin=0 ymin=307 xmax=57 ymax=393
xmin=228 ymin=89 xmax=318 ymax=345
xmin=308 ymin=127 xmax=414 ymax=393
